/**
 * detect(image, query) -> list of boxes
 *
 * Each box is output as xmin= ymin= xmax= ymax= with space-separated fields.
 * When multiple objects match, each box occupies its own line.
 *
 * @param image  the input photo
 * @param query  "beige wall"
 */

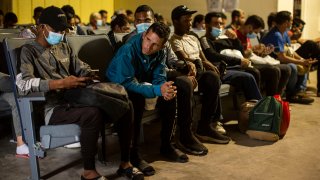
xmin=114 ymin=0 xmax=208 ymax=24
xmin=114 ymin=0 xmax=278 ymax=28
xmin=238 ymin=0 xmax=278 ymax=27
xmin=301 ymin=0 xmax=320 ymax=39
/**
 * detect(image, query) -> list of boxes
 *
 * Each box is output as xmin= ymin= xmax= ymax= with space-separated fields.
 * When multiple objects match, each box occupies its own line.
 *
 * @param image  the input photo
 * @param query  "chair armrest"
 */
xmin=19 ymin=92 xmax=45 ymax=101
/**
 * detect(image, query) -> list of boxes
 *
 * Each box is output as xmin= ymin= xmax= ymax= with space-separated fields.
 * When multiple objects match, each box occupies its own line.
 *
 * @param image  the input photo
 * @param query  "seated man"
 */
xmin=107 ymin=22 xmax=188 ymax=176
xmin=169 ymin=5 xmax=234 ymax=143
xmin=201 ymin=12 xmax=290 ymax=97
xmin=288 ymin=18 xmax=320 ymax=96
xmin=122 ymin=5 xmax=154 ymax=43
xmin=16 ymin=6 xmax=142 ymax=180
xmin=107 ymin=14 xmax=131 ymax=52
xmin=0 ymin=72 xmax=29 ymax=158
xmin=261 ymin=11 xmax=317 ymax=104
xmin=122 ymin=4 xmax=209 ymax=162
xmin=225 ymin=9 xmax=245 ymax=31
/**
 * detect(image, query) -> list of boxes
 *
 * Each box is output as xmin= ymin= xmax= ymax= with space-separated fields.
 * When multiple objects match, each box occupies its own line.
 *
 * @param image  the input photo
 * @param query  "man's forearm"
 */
xmin=49 ymin=79 xmax=64 ymax=90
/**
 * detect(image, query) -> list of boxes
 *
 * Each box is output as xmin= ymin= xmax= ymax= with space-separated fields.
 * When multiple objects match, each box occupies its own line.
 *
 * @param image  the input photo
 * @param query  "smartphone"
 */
xmin=89 ymin=69 xmax=99 ymax=77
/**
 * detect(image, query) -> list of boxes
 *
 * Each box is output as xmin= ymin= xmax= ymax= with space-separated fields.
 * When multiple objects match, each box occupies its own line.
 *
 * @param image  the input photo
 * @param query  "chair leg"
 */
xmin=20 ymin=99 xmax=40 ymax=180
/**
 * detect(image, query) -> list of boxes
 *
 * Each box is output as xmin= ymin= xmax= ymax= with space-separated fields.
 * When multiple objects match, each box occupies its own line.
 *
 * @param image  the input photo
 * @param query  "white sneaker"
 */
xmin=64 ymin=142 xmax=81 ymax=149
xmin=211 ymin=121 xmax=226 ymax=135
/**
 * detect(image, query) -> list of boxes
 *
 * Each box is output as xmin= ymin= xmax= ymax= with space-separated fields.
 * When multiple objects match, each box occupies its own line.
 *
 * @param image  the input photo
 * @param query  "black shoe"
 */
xmin=117 ymin=166 xmax=144 ymax=180
xmin=130 ymin=158 xmax=155 ymax=176
xmin=160 ymin=144 xmax=189 ymax=163
xmin=196 ymin=127 xmax=230 ymax=144
xmin=287 ymin=94 xmax=314 ymax=104
xmin=179 ymin=131 xmax=208 ymax=156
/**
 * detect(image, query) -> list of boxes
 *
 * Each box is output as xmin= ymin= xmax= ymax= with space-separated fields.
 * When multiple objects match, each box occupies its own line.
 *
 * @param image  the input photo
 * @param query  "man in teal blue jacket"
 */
xmin=107 ymin=22 xmax=188 ymax=176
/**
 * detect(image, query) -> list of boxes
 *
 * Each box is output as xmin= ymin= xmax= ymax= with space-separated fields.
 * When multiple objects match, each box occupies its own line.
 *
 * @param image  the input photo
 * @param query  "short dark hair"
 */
xmin=231 ymin=9 xmax=241 ymax=19
xmin=154 ymin=13 xmax=164 ymax=22
xmin=135 ymin=5 xmax=154 ymax=18
xmin=275 ymin=11 xmax=291 ymax=25
xmin=245 ymin=15 xmax=265 ymax=29
xmin=61 ymin=5 xmax=75 ymax=21
xmin=126 ymin=9 xmax=133 ymax=16
xmin=146 ymin=22 xmax=170 ymax=43
xmin=192 ymin=14 xmax=204 ymax=28
xmin=293 ymin=18 xmax=305 ymax=27
xmin=267 ymin=12 xmax=276 ymax=29
xmin=61 ymin=5 xmax=75 ymax=15
xmin=4 ymin=12 xmax=18 ymax=27
xmin=99 ymin=10 xmax=108 ymax=15
xmin=220 ymin=12 xmax=227 ymax=20
xmin=33 ymin=6 xmax=44 ymax=17
xmin=205 ymin=12 xmax=221 ymax=24
xmin=110 ymin=14 xmax=128 ymax=30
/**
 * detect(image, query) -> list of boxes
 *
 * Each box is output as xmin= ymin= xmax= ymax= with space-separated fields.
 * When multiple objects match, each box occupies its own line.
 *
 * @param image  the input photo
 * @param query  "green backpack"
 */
xmin=248 ymin=96 xmax=282 ymax=135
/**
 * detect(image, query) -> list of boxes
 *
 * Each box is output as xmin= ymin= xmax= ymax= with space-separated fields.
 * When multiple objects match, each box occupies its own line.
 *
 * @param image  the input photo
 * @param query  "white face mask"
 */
xmin=96 ymin=19 xmax=103 ymax=26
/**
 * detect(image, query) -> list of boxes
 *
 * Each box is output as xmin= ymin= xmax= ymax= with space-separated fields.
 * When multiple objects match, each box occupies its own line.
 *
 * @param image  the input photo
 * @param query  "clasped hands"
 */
xmin=161 ymin=81 xmax=177 ymax=101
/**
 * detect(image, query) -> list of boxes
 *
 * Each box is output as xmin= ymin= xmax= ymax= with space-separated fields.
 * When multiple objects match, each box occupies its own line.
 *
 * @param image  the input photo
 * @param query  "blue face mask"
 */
xmin=44 ymin=26 xmax=64 ymax=45
xmin=247 ymin=32 xmax=257 ymax=39
xmin=210 ymin=27 xmax=222 ymax=38
xmin=136 ymin=23 xmax=152 ymax=34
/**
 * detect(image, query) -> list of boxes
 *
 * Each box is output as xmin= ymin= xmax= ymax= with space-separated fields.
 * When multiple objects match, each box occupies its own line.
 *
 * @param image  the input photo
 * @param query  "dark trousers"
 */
xmin=129 ymin=92 xmax=176 ymax=157
xmin=222 ymin=70 xmax=262 ymax=100
xmin=49 ymin=103 xmax=133 ymax=170
xmin=49 ymin=106 xmax=103 ymax=170
xmin=295 ymin=40 xmax=320 ymax=90
xmin=175 ymin=71 xmax=221 ymax=129
xmin=197 ymin=71 xmax=222 ymax=124
xmin=253 ymin=64 xmax=291 ymax=96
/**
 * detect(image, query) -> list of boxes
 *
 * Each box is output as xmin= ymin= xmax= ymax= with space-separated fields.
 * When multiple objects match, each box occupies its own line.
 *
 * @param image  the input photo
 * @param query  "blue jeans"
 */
xmin=286 ymin=63 xmax=308 ymax=96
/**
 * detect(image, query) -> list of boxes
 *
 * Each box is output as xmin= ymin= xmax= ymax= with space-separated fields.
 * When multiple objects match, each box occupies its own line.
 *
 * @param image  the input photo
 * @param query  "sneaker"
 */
xmin=64 ymin=142 xmax=81 ymax=148
xmin=196 ymin=127 xmax=230 ymax=144
xmin=160 ymin=144 xmax=189 ymax=163
xmin=287 ymin=94 xmax=314 ymax=104
xmin=211 ymin=121 xmax=226 ymax=135
xmin=179 ymin=131 xmax=208 ymax=156
xmin=117 ymin=166 xmax=144 ymax=180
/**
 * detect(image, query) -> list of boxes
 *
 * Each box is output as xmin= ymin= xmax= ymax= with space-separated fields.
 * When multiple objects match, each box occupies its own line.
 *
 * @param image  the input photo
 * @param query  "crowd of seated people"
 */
xmin=1 ymin=3 xmax=320 ymax=179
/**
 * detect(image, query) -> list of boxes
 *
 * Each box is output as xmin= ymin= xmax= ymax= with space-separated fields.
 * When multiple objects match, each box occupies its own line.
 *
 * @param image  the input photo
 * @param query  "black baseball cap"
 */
xmin=171 ymin=5 xmax=197 ymax=21
xmin=39 ymin=6 xmax=72 ymax=31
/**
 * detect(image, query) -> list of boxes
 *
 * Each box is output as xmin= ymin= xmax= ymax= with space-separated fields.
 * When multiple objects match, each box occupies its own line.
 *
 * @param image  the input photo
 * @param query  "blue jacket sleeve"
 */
xmin=106 ymin=45 xmax=163 ymax=98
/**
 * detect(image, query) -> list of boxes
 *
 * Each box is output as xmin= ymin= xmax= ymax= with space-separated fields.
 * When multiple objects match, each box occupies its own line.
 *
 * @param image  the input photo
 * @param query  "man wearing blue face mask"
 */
xmin=17 ymin=6 xmax=144 ymax=180
xmin=122 ymin=5 xmax=154 ymax=43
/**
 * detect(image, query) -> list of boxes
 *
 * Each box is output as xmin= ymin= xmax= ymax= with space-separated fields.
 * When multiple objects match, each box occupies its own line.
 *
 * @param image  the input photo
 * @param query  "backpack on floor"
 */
xmin=274 ymin=95 xmax=290 ymax=138
xmin=246 ymin=96 xmax=282 ymax=141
